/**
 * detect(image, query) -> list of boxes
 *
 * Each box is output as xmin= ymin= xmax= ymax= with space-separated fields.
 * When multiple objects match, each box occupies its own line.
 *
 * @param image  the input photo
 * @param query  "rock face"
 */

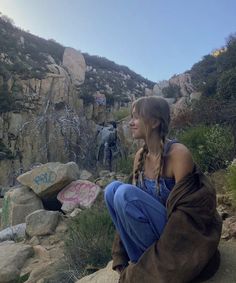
xmin=0 ymin=16 xmax=154 ymax=188
xmin=1 ymin=186 xmax=43 ymax=229
xmin=76 ymin=241 xmax=236 ymax=283
xmin=0 ymin=241 xmax=34 ymax=283
xmin=17 ymin=162 xmax=80 ymax=197
xmin=153 ymin=73 xmax=195 ymax=98
xmin=152 ymin=73 xmax=197 ymax=117
xmin=62 ymin=47 xmax=86 ymax=86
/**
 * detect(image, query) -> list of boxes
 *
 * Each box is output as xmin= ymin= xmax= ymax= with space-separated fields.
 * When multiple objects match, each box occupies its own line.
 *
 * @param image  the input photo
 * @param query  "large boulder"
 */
xmin=1 ymin=186 xmax=43 ymax=229
xmin=76 ymin=241 xmax=236 ymax=283
xmin=57 ymin=180 xmax=101 ymax=212
xmin=76 ymin=261 xmax=119 ymax=283
xmin=26 ymin=209 xmax=60 ymax=237
xmin=17 ymin=162 xmax=80 ymax=197
xmin=62 ymin=47 xmax=86 ymax=86
xmin=0 ymin=241 xmax=33 ymax=283
xmin=0 ymin=223 xmax=26 ymax=242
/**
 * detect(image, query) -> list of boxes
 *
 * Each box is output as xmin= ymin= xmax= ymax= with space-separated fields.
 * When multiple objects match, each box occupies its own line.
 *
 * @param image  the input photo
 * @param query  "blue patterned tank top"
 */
xmin=139 ymin=139 xmax=178 ymax=205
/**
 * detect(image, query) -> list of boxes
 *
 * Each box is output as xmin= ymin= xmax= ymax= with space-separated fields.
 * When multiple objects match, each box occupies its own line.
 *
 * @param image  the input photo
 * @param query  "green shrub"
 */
xmin=217 ymin=67 xmax=236 ymax=100
xmin=226 ymin=164 xmax=236 ymax=203
xmin=117 ymin=155 xmax=133 ymax=175
xmin=177 ymin=124 xmax=234 ymax=172
xmin=113 ymin=107 xmax=130 ymax=121
xmin=65 ymin=203 xmax=115 ymax=279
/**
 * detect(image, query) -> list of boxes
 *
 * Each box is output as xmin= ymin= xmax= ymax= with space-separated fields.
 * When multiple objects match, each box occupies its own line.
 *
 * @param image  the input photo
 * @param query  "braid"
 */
xmin=156 ymin=124 xmax=167 ymax=190
xmin=134 ymin=144 xmax=148 ymax=186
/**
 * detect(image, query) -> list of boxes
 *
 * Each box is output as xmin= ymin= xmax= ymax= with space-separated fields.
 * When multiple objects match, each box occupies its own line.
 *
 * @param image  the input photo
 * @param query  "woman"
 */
xmin=104 ymin=96 xmax=222 ymax=283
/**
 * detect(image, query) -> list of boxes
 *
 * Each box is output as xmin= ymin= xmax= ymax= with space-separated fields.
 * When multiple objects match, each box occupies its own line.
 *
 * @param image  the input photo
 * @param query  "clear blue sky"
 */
xmin=0 ymin=0 xmax=236 ymax=82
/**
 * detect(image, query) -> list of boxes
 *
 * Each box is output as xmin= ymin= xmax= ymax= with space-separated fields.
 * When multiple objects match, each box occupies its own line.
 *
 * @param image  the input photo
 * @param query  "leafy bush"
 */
xmin=226 ymin=164 xmax=236 ymax=204
xmin=64 ymin=202 xmax=115 ymax=279
xmin=177 ymin=124 xmax=234 ymax=172
xmin=113 ymin=107 xmax=130 ymax=121
xmin=217 ymin=67 xmax=236 ymax=100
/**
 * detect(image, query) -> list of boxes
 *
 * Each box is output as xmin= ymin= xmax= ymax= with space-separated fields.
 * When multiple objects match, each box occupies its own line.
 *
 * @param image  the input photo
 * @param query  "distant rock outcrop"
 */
xmin=62 ymin=47 xmax=86 ymax=86
xmin=0 ymin=16 xmax=154 ymax=187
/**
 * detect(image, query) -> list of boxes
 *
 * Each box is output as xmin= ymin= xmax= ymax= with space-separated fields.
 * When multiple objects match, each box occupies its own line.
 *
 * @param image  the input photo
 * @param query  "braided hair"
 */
xmin=134 ymin=144 xmax=148 ymax=186
xmin=132 ymin=96 xmax=170 ymax=190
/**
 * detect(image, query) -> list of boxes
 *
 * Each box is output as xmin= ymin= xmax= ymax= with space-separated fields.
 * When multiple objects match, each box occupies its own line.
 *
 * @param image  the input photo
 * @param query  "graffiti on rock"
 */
xmin=34 ymin=171 xmax=57 ymax=186
xmin=58 ymin=181 xmax=100 ymax=207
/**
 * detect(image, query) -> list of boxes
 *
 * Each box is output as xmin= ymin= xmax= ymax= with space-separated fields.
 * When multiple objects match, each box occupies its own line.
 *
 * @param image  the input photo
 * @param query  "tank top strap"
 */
xmin=163 ymin=139 xmax=179 ymax=156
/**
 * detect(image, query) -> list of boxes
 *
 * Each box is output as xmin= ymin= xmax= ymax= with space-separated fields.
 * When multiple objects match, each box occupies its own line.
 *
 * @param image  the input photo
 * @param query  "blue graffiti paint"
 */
xmin=34 ymin=171 xmax=57 ymax=185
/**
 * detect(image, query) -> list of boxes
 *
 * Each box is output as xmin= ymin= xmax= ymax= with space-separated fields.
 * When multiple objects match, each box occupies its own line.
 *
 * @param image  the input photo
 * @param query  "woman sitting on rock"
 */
xmin=104 ymin=96 xmax=222 ymax=283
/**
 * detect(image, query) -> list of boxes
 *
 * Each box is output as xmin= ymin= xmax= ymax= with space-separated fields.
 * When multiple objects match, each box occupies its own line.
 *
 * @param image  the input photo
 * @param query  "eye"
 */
xmin=132 ymin=112 xmax=139 ymax=119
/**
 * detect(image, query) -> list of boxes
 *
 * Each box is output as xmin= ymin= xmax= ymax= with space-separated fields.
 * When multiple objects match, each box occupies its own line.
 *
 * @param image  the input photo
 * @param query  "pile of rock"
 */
xmin=0 ymin=161 xmax=107 ymax=283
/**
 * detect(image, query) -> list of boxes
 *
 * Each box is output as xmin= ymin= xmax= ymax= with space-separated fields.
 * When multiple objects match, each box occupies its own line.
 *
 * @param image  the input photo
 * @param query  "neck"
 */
xmin=145 ymin=133 xmax=162 ymax=156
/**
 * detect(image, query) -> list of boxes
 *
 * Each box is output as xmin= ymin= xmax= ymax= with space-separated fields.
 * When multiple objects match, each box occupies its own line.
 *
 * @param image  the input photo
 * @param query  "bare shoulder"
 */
xmin=168 ymin=143 xmax=194 ymax=182
xmin=169 ymin=142 xmax=193 ymax=159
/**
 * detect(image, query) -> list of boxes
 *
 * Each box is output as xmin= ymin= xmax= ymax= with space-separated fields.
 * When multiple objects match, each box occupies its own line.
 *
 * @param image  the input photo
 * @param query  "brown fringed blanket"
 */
xmin=112 ymin=167 xmax=222 ymax=283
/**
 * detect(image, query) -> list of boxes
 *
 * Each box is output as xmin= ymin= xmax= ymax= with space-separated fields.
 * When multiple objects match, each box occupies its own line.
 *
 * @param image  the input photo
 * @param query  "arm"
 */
xmin=169 ymin=143 xmax=194 ymax=183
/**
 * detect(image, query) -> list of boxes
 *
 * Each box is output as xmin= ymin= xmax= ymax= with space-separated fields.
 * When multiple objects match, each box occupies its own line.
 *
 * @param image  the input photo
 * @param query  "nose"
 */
xmin=129 ymin=118 xmax=134 ymax=126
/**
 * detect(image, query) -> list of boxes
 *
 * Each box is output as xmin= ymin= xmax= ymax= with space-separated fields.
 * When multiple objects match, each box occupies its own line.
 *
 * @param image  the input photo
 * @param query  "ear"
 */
xmin=151 ymin=119 xmax=160 ymax=129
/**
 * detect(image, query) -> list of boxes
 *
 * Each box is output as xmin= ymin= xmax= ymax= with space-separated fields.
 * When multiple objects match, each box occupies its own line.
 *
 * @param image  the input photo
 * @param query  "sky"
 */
xmin=0 ymin=0 xmax=236 ymax=82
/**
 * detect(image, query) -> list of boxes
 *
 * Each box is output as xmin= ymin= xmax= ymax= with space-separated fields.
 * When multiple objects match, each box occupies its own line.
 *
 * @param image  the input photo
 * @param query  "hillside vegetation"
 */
xmin=171 ymin=34 xmax=236 ymax=172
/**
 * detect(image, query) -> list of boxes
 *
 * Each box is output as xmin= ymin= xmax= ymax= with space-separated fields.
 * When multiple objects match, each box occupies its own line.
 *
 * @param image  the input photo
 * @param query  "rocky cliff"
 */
xmin=0 ymin=16 xmax=154 ymax=186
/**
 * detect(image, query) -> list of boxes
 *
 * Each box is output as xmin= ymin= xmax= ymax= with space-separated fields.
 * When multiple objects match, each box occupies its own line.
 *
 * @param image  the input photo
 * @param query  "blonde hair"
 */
xmin=133 ymin=96 xmax=170 ymax=189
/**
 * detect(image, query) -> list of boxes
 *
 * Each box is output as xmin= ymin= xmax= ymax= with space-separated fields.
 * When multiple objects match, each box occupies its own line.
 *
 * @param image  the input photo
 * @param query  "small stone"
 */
xmin=29 ymin=236 xmax=40 ymax=246
xmin=70 ymin=208 xmax=82 ymax=217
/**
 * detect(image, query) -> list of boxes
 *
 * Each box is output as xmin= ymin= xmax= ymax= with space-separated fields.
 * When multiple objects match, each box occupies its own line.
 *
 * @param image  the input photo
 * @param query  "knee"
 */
xmin=104 ymin=181 xmax=123 ymax=205
xmin=113 ymin=184 xmax=135 ymax=210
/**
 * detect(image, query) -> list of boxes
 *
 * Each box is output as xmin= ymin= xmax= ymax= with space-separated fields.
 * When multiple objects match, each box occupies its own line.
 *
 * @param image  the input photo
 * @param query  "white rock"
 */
xmin=62 ymin=47 xmax=86 ymax=86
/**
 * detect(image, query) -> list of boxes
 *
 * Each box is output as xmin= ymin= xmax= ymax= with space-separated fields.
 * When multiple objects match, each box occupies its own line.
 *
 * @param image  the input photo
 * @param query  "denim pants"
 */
xmin=104 ymin=181 xmax=167 ymax=263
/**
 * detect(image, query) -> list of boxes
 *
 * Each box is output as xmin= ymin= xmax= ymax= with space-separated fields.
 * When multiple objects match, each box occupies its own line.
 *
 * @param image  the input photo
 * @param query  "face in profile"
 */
xmin=129 ymin=107 xmax=146 ymax=140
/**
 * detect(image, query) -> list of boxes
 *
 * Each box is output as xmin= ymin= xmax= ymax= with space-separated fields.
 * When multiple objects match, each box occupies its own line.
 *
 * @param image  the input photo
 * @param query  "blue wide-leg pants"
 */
xmin=104 ymin=181 xmax=167 ymax=263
